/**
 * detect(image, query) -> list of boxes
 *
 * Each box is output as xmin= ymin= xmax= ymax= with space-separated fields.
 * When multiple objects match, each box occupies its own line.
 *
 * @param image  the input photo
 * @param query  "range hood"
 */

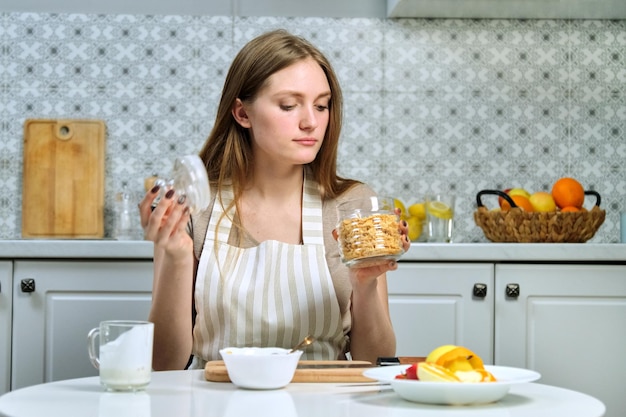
xmin=387 ymin=0 xmax=626 ymax=19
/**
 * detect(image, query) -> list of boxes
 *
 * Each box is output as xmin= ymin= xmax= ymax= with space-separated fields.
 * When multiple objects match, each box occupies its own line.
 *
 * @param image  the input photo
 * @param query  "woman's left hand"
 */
xmin=396 ymin=207 xmax=411 ymax=251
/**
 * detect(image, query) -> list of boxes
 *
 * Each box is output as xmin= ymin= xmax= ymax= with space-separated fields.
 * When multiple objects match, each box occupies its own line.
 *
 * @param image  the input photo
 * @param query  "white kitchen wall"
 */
xmin=0 ymin=13 xmax=624 ymax=242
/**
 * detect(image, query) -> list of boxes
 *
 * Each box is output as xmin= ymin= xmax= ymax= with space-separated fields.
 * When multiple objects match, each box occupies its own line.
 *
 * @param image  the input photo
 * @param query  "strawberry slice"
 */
xmin=405 ymin=363 xmax=419 ymax=380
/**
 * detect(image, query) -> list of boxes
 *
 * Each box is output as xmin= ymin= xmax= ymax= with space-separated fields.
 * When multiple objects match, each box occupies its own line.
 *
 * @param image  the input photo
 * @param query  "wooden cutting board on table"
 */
xmin=205 ymin=360 xmax=377 ymax=383
xmin=22 ymin=119 xmax=106 ymax=238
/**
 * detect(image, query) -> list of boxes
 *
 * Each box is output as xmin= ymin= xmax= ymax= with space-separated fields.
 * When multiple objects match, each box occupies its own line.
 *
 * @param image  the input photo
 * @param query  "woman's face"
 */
xmin=234 ymin=58 xmax=331 ymax=168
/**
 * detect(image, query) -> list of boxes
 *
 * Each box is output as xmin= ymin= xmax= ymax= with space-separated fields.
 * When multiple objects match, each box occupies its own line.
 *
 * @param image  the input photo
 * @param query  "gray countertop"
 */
xmin=0 ymin=240 xmax=154 ymax=259
xmin=401 ymin=242 xmax=626 ymax=262
xmin=1 ymin=240 xmax=625 ymax=263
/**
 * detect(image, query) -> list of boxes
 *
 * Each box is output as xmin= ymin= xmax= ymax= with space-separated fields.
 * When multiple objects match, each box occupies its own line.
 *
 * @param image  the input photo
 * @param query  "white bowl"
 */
xmin=219 ymin=347 xmax=303 ymax=390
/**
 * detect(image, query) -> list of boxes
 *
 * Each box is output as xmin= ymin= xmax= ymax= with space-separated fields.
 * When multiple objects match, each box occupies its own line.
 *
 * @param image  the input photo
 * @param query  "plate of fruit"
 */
xmin=363 ymin=345 xmax=541 ymax=405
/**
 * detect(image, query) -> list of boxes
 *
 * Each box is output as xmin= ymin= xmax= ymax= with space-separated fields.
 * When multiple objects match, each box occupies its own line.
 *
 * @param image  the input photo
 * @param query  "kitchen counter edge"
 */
xmin=0 ymin=240 xmax=154 ymax=259
xmin=402 ymin=242 xmax=626 ymax=262
xmin=1 ymin=240 xmax=625 ymax=262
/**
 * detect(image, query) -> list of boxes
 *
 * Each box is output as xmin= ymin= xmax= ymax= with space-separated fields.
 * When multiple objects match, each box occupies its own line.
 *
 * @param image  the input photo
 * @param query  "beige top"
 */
xmin=191 ymin=180 xmax=376 ymax=355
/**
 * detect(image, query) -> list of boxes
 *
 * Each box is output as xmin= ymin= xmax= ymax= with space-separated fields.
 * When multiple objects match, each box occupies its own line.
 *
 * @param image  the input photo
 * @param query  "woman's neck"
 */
xmin=246 ymin=165 xmax=304 ymax=200
xmin=238 ymin=165 xmax=305 ymax=245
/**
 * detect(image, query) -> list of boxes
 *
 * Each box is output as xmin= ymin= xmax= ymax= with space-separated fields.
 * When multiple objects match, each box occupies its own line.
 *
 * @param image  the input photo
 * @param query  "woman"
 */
xmin=139 ymin=29 xmax=410 ymax=371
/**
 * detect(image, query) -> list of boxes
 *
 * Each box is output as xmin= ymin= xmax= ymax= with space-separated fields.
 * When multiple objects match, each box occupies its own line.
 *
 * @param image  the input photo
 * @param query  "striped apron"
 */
xmin=190 ymin=176 xmax=345 ymax=368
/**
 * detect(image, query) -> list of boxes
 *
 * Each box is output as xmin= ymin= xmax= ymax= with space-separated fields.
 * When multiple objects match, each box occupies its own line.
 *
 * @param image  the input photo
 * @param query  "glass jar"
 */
xmin=114 ymin=186 xmax=137 ymax=240
xmin=153 ymin=155 xmax=210 ymax=215
xmin=336 ymin=196 xmax=405 ymax=268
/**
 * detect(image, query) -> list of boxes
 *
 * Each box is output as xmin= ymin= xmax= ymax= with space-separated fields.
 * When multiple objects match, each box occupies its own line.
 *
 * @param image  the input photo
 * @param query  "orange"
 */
xmin=560 ymin=206 xmax=580 ymax=213
xmin=552 ymin=177 xmax=585 ymax=209
xmin=501 ymin=195 xmax=535 ymax=212
xmin=436 ymin=346 xmax=486 ymax=371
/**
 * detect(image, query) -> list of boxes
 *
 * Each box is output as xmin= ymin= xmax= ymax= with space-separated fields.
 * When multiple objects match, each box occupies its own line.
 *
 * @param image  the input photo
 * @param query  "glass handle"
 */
xmin=87 ymin=328 xmax=100 ymax=369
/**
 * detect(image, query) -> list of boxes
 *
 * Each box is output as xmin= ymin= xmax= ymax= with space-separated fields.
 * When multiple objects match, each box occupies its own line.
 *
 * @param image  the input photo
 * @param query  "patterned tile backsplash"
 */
xmin=1 ymin=13 xmax=625 ymax=242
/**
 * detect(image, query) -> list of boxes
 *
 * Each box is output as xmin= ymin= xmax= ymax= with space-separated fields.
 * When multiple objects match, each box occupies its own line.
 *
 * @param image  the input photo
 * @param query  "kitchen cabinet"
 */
xmin=387 ymin=263 xmax=494 ymax=362
xmin=0 ymin=262 xmax=12 ymax=394
xmin=390 ymin=261 xmax=626 ymax=417
xmin=11 ymin=260 xmax=153 ymax=391
xmin=387 ymin=0 xmax=626 ymax=19
xmin=495 ymin=264 xmax=626 ymax=417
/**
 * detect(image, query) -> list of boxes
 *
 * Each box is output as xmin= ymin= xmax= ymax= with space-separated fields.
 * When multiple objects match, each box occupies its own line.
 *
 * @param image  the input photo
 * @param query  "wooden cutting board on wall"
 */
xmin=22 ymin=119 xmax=106 ymax=238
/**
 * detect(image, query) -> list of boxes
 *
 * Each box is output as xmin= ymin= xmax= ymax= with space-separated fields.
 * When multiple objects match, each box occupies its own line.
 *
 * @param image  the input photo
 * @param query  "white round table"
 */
xmin=0 ymin=370 xmax=605 ymax=417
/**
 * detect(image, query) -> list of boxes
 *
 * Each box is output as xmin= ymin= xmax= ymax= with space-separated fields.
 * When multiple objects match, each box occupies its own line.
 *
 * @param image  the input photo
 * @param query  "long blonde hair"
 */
xmin=199 ymin=29 xmax=359 ymax=215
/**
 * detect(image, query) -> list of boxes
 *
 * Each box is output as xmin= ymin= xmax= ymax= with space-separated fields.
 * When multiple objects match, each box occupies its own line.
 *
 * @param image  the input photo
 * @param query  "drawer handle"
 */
xmin=21 ymin=278 xmax=36 ymax=293
xmin=506 ymin=283 xmax=520 ymax=298
xmin=473 ymin=283 xmax=487 ymax=298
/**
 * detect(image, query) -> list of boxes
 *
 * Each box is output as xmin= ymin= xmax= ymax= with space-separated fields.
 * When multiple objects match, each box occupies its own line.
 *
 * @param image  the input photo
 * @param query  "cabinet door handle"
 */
xmin=21 ymin=278 xmax=36 ymax=293
xmin=473 ymin=283 xmax=487 ymax=298
xmin=505 ymin=283 xmax=520 ymax=298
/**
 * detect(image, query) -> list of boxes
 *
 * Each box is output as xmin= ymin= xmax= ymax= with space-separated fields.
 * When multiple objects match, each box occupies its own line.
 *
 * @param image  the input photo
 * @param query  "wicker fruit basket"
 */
xmin=474 ymin=189 xmax=605 ymax=243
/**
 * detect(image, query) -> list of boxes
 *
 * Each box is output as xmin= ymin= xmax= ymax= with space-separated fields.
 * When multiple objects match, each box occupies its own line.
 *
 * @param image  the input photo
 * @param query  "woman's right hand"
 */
xmin=138 ymin=186 xmax=192 ymax=256
xmin=138 ymin=185 xmax=161 ymax=239
xmin=142 ymin=185 xmax=195 ymax=371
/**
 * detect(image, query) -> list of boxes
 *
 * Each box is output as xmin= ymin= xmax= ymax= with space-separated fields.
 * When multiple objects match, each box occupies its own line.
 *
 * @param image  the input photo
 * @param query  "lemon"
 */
xmin=394 ymin=198 xmax=408 ymax=220
xmin=408 ymin=202 xmax=426 ymax=221
xmin=426 ymin=201 xmax=453 ymax=220
xmin=406 ymin=216 xmax=422 ymax=242
xmin=425 ymin=344 xmax=457 ymax=363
